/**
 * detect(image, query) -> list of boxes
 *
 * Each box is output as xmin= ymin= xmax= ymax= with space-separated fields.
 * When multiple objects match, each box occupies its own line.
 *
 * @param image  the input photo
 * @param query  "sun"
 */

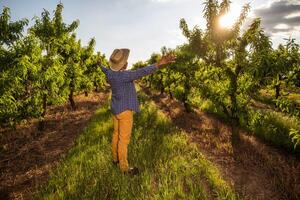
xmin=219 ymin=14 xmax=235 ymax=28
xmin=219 ymin=4 xmax=242 ymax=28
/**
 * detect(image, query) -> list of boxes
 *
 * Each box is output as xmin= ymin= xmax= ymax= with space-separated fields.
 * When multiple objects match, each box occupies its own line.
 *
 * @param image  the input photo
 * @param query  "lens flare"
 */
xmin=219 ymin=3 xmax=242 ymax=28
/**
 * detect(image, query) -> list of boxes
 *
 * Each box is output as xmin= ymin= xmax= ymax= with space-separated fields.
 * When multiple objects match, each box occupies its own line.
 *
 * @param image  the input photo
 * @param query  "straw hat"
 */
xmin=109 ymin=48 xmax=130 ymax=71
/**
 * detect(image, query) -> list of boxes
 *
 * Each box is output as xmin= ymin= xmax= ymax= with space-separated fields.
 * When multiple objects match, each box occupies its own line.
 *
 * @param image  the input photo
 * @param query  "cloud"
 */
xmin=150 ymin=0 xmax=187 ymax=3
xmin=151 ymin=0 xmax=172 ymax=2
xmin=253 ymin=0 xmax=300 ymax=34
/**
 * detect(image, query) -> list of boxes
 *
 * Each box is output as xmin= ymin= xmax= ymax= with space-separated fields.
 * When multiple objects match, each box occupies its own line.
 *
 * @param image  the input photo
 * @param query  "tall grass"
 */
xmin=245 ymin=108 xmax=300 ymax=153
xmin=193 ymin=95 xmax=300 ymax=153
xmin=34 ymin=91 xmax=239 ymax=200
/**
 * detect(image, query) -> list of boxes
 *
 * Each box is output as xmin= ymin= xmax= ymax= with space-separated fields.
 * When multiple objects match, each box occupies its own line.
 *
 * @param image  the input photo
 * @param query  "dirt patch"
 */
xmin=142 ymin=85 xmax=300 ymax=200
xmin=0 ymin=91 xmax=108 ymax=200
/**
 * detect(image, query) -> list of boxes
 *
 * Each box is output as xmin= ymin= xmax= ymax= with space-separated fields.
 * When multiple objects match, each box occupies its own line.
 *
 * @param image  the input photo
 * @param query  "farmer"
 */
xmin=98 ymin=48 xmax=175 ymax=175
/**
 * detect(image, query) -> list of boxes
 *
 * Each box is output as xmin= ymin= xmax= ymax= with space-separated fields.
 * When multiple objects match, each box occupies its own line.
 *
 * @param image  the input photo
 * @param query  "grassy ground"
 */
xmin=190 ymin=89 xmax=300 ymax=153
xmin=259 ymin=87 xmax=300 ymax=104
xmin=33 ymin=91 xmax=239 ymax=200
xmin=251 ymin=88 xmax=300 ymax=152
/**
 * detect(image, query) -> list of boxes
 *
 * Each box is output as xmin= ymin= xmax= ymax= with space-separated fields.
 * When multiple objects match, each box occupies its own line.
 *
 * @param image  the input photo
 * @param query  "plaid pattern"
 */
xmin=101 ymin=64 xmax=158 ymax=115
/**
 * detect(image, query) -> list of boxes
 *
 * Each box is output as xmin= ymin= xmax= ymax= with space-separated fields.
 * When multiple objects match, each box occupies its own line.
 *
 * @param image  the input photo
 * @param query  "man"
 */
xmin=98 ymin=48 xmax=175 ymax=175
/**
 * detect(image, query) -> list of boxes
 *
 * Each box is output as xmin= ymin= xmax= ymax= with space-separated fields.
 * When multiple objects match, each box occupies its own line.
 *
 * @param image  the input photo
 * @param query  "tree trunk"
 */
xmin=38 ymin=94 xmax=47 ymax=131
xmin=160 ymin=73 xmax=164 ymax=95
xmin=183 ymin=79 xmax=192 ymax=112
xmin=275 ymin=84 xmax=280 ymax=99
xmin=94 ymin=81 xmax=100 ymax=92
xmin=275 ymin=74 xmax=282 ymax=99
xmin=69 ymin=89 xmax=76 ymax=110
xmin=160 ymin=87 xmax=164 ymax=95
xmin=215 ymin=44 xmax=222 ymax=68
xmin=228 ymin=70 xmax=240 ymax=142
xmin=184 ymin=101 xmax=192 ymax=113
xmin=230 ymin=68 xmax=240 ymax=143
xmin=221 ymin=104 xmax=230 ymax=117
xmin=168 ymin=86 xmax=173 ymax=99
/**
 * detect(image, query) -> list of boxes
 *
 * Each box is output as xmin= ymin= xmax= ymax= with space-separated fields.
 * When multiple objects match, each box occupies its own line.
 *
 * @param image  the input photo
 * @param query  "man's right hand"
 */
xmin=155 ymin=54 xmax=177 ymax=68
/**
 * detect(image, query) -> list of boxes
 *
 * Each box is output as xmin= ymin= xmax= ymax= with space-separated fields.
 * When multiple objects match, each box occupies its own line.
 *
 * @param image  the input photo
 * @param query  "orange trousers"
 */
xmin=112 ymin=110 xmax=133 ymax=172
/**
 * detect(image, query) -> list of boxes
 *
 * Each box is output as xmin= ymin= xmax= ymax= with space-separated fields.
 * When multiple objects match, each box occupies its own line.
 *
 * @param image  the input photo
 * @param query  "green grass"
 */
xmin=288 ymin=93 xmax=300 ymax=104
xmin=190 ymin=87 xmax=300 ymax=153
xmin=34 ymin=91 xmax=239 ymax=200
xmin=259 ymin=88 xmax=300 ymax=106
xmin=245 ymin=108 xmax=300 ymax=153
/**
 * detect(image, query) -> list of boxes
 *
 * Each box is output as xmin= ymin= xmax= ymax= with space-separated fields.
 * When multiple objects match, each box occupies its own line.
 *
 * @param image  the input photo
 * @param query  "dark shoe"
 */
xmin=125 ymin=167 xmax=139 ymax=176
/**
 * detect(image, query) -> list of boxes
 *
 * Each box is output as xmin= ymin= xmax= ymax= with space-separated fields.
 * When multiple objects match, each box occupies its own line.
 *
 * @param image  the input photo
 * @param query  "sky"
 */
xmin=1 ymin=0 xmax=300 ymax=66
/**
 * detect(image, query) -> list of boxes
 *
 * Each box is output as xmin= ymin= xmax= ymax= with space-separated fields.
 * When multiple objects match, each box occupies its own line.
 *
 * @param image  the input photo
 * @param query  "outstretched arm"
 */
xmin=121 ymin=64 xmax=158 ymax=82
xmin=120 ymin=54 xmax=177 ymax=82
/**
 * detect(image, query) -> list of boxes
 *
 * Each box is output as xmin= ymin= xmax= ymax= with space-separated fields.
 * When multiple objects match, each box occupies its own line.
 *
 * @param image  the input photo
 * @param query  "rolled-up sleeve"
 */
xmin=120 ymin=64 xmax=158 ymax=82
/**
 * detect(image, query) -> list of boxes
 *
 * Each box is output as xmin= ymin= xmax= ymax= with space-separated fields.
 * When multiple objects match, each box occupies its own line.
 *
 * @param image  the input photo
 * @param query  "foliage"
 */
xmin=289 ymin=128 xmax=300 ymax=149
xmin=136 ymin=0 xmax=300 ymax=150
xmin=181 ymin=0 xmax=273 ymax=127
xmin=29 ymin=3 xmax=79 ymax=125
xmin=142 ymin=0 xmax=273 ymax=125
xmin=0 ymin=7 xmax=28 ymax=46
xmin=246 ymin=108 xmax=300 ymax=152
xmin=0 ymin=4 xmax=107 ymax=127
xmin=273 ymin=97 xmax=300 ymax=119
xmin=169 ymin=45 xmax=200 ymax=112
xmin=256 ymin=39 xmax=300 ymax=99
xmin=0 ymin=7 xmax=31 ymax=124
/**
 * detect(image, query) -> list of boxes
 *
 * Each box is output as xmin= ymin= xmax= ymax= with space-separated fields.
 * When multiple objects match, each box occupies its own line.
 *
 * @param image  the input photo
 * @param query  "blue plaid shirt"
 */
xmin=100 ymin=64 xmax=158 ymax=115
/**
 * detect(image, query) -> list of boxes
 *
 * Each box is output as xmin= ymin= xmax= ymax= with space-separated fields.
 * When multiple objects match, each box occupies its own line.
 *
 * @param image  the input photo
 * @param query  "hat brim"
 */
xmin=109 ymin=49 xmax=130 ymax=71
